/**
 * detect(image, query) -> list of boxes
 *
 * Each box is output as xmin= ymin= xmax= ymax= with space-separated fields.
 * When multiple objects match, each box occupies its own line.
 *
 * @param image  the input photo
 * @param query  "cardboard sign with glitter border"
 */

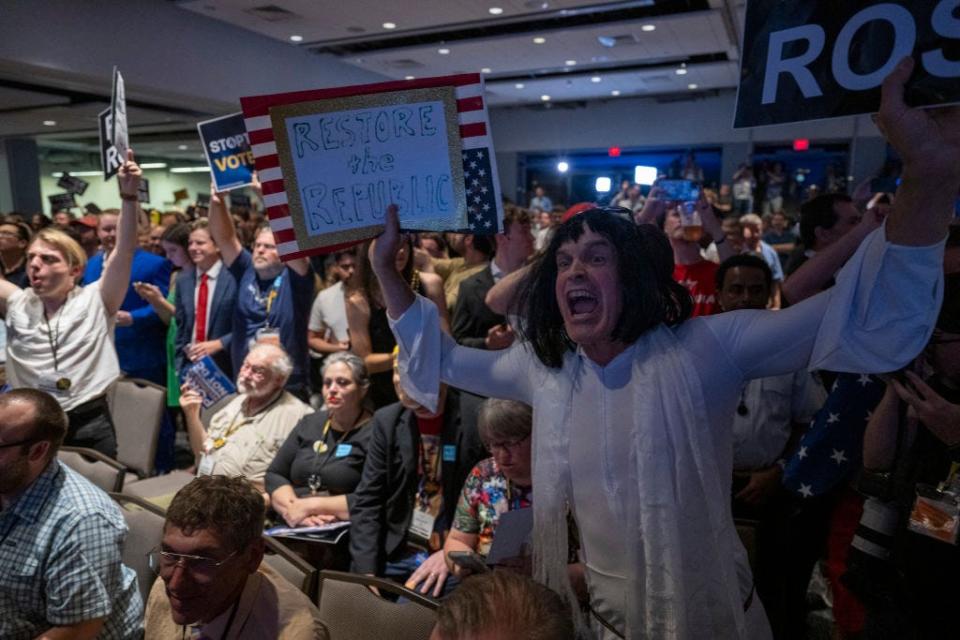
xmin=240 ymin=73 xmax=503 ymax=261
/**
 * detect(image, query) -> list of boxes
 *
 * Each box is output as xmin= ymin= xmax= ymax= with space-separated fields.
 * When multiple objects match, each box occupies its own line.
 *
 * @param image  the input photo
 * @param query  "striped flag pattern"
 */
xmin=240 ymin=73 xmax=503 ymax=260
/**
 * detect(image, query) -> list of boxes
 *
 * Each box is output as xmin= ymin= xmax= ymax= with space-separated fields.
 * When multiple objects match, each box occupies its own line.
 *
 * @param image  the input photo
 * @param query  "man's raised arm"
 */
xmin=880 ymin=57 xmax=960 ymax=246
xmin=100 ymin=149 xmax=140 ymax=316
xmin=371 ymin=205 xmax=416 ymax=320
xmin=207 ymin=186 xmax=243 ymax=267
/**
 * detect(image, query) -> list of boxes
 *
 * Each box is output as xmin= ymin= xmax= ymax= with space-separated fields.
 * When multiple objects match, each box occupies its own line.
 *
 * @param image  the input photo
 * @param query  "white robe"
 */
xmin=391 ymin=223 xmax=944 ymax=638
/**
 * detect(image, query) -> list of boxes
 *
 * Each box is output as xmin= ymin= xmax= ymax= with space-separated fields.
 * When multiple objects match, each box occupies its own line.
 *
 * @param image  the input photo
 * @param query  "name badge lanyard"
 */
xmin=417 ymin=436 xmax=442 ymax=509
xmin=44 ymin=309 xmax=71 ymax=391
xmin=260 ymin=273 xmax=283 ymax=329
xmin=308 ymin=417 xmax=352 ymax=495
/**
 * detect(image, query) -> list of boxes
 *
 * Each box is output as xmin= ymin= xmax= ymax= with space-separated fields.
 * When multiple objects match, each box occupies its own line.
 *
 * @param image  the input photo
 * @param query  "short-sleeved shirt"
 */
xmin=731 ymin=371 xmax=827 ymax=470
xmin=203 ymin=391 xmax=313 ymax=484
xmin=453 ymin=457 xmax=532 ymax=556
xmin=229 ymin=251 xmax=315 ymax=391
xmin=0 ymin=461 xmax=143 ymax=639
xmin=264 ymin=410 xmax=373 ymax=499
xmin=308 ymin=282 xmax=348 ymax=352
xmin=748 ymin=241 xmax=785 ymax=283
xmin=673 ymin=260 xmax=719 ymax=317
xmin=5 ymin=283 xmax=119 ymax=410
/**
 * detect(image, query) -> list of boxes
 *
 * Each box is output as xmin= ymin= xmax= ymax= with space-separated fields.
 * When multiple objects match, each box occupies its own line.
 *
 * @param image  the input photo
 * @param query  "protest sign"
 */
xmin=99 ymin=108 xmax=123 ymax=180
xmin=230 ymin=192 xmax=252 ymax=209
xmin=240 ymin=73 xmax=503 ymax=260
xmin=111 ymin=67 xmax=129 ymax=161
xmin=173 ymin=188 xmax=189 ymax=201
xmin=197 ymin=112 xmax=256 ymax=192
xmin=48 ymin=193 xmax=76 ymax=213
xmin=57 ymin=173 xmax=89 ymax=196
xmin=735 ymin=0 xmax=960 ymax=128
xmin=180 ymin=356 xmax=236 ymax=409
xmin=138 ymin=178 xmax=150 ymax=204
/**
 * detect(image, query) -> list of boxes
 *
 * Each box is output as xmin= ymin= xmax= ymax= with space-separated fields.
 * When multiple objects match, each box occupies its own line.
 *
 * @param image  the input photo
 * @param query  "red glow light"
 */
xmin=793 ymin=138 xmax=810 ymax=152
xmin=608 ymin=146 xmax=621 ymax=157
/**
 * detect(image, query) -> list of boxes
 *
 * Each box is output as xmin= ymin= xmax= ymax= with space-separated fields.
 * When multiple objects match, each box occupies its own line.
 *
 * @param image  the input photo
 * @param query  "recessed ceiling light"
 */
xmin=557 ymin=161 xmax=569 ymax=173
xmin=438 ymin=47 xmax=450 ymax=55
xmin=611 ymin=90 xmax=621 ymax=96
xmin=533 ymin=36 xmax=546 ymax=44
xmin=590 ymin=76 xmax=602 ymax=83
xmin=540 ymin=94 xmax=551 ymax=101
xmin=565 ymin=60 xmax=577 ymax=66
xmin=688 ymin=83 xmax=698 ymax=90
xmin=489 ymin=7 xmax=503 ymax=15
xmin=676 ymin=67 xmax=687 ymax=75
xmin=515 ymin=83 xmax=525 ymax=89
xmin=289 ymin=35 xmax=303 ymax=42
xmin=481 ymin=67 xmax=492 ymax=74
xmin=382 ymin=22 xmax=396 ymax=29
xmin=641 ymin=24 xmax=656 ymax=32
xmin=42 ymin=120 xmax=56 ymax=126
xmin=405 ymin=75 xmax=416 ymax=80
xmin=177 ymin=144 xmax=188 ymax=150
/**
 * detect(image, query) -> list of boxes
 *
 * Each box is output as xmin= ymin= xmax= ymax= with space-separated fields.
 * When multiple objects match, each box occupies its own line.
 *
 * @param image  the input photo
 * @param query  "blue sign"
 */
xmin=197 ymin=112 xmax=256 ymax=192
xmin=180 ymin=356 xmax=237 ymax=409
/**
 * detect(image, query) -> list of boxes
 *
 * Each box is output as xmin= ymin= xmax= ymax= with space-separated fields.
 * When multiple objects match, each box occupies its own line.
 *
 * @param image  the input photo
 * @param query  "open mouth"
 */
xmin=566 ymin=288 xmax=599 ymax=317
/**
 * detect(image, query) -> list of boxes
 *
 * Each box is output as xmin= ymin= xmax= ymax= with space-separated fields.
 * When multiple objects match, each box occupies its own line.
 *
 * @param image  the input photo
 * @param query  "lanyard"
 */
xmin=260 ymin=273 xmax=283 ymax=319
xmin=43 ymin=308 xmax=63 ymax=371
xmin=308 ymin=414 xmax=368 ymax=494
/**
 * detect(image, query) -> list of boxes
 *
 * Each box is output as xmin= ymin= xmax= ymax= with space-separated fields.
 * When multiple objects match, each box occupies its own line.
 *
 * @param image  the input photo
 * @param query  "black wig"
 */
xmin=516 ymin=208 xmax=692 ymax=368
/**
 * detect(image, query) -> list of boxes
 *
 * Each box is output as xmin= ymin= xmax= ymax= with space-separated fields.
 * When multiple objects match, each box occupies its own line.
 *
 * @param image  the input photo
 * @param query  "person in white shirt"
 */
xmin=307 ymin=249 xmax=358 ymax=360
xmin=0 ymin=150 xmax=141 ymax=457
xmin=370 ymin=60 xmax=956 ymax=638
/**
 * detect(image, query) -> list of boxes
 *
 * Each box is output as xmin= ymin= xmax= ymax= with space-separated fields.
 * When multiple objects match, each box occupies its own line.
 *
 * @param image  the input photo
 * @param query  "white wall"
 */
xmin=39 ymin=170 xmax=214 ymax=215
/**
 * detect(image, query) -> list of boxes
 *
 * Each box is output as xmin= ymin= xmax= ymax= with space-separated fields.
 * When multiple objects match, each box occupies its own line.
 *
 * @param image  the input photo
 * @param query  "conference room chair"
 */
xmin=263 ymin=536 xmax=320 ymax=601
xmin=110 ymin=493 xmax=167 ymax=602
xmin=316 ymin=570 xmax=439 ymax=640
xmin=58 ymin=446 xmax=127 ymax=493
xmin=107 ymin=377 xmax=166 ymax=480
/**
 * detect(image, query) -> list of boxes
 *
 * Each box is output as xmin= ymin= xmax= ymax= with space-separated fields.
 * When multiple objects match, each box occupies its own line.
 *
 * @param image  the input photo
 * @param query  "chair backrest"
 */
xmin=58 ymin=446 xmax=127 ymax=493
xmin=262 ymin=537 xmax=318 ymax=601
xmin=109 ymin=377 xmax=166 ymax=478
xmin=110 ymin=493 xmax=167 ymax=603
xmin=317 ymin=570 xmax=438 ymax=640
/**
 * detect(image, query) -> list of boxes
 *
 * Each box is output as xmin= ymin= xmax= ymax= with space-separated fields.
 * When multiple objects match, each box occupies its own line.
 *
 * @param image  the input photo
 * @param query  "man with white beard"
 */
xmin=125 ymin=343 xmax=312 ymax=504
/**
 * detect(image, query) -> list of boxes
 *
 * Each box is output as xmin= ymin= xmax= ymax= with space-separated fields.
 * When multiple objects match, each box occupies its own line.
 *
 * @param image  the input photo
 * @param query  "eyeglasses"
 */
xmin=485 ymin=435 xmax=529 ymax=455
xmin=148 ymin=547 xmax=238 ymax=578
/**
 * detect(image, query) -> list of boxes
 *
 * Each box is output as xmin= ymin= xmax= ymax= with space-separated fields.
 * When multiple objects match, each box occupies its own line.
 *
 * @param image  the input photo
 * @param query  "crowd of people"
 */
xmin=0 ymin=60 xmax=957 ymax=639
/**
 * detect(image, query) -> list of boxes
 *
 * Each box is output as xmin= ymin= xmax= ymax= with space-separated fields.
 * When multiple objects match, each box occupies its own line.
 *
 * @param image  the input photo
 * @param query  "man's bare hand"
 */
xmin=117 ymin=148 xmax=142 ymax=197
xmin=878 ymin=57 xmax=960 ymax=179
xmin=892 ymin=371 xmax=960 ymax=447
xmin=484 ymin=323 xmax=516 ymax=350
xmin=734 ymin=466 xmax=782 ymax=507
xmin=115 ymin=311 xmax=133 ymax=327
xmin=179 ymin=384 xmax=203 ymax=416
xmin=405 ymin=550 xmax=449 ymax=598
xmin=187 ymin=340 xmax=223 ymax=361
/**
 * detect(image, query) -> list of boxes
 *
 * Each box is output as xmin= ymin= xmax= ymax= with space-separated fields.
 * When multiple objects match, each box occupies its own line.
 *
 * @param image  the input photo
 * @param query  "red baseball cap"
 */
xmin=560 ymin=202 xmax=597 ymax=224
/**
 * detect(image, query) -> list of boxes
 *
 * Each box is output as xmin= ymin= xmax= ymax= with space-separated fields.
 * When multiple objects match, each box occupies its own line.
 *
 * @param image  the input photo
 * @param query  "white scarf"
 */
xmin=530 ymin=325 xmax=747 ymax=639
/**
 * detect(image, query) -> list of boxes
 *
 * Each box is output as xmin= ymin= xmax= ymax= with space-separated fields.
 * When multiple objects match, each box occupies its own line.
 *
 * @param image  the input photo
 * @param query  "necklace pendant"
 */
xmin=56 ymin=377 xmax=72 ymax=391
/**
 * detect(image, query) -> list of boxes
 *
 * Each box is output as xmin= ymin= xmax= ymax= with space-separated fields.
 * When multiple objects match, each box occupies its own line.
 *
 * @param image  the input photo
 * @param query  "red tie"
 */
xmin=196 ymin=273 xmax=209 ymax=343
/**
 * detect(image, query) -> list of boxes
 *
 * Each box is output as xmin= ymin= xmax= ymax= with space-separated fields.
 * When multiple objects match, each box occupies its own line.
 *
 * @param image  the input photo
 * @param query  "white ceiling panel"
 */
xmin=175 ymin=0 xmax=618 ymax=43
xmin=345 ymin=11 xmax=729 ymax=79
xmin=485 ymin=60 xmax=737 ymax=106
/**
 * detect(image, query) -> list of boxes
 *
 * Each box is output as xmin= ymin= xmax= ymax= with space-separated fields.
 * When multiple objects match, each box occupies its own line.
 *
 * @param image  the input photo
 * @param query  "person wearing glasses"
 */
xmin=144 ymin=475 xmax=327 ymax=639
xmin=0 ymin=389 xmax=143 ymax=639
xmin=441 ymin=399 xmax=533 ymax=573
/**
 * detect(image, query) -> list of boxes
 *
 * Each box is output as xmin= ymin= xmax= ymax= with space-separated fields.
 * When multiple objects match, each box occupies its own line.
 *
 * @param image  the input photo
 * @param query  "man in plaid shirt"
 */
xmin=0 ymin=389 xmax=143 ymax=639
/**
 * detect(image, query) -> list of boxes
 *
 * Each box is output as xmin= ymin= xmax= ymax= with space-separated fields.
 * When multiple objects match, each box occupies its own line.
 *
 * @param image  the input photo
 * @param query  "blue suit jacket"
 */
xmin=82 ymin=248 xmax=172 ymax=381
xmin=173 ymin=265 xmax=237 ymax=379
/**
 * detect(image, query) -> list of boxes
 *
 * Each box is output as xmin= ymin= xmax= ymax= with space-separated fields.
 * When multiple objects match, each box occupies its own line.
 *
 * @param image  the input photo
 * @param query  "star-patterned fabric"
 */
xmin=457 ymin=148 xmax=500 ymax=234
xmin=783 ymin=372 xmax=886 ymax=498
